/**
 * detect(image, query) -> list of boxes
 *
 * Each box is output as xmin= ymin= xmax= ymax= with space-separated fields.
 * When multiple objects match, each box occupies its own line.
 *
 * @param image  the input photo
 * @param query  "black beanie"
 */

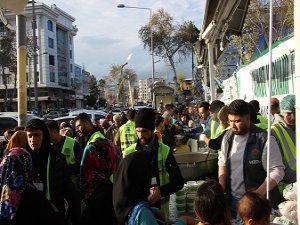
xmin=135 ymin=108 xmax=155 ymax=131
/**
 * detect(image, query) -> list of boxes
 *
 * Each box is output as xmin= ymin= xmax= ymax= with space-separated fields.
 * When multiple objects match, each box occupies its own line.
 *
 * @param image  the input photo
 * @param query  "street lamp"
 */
xmin=120 ymin=53 xmax=134 ymax=108
xmin=117 ymin=4 xmax=155 ymax=109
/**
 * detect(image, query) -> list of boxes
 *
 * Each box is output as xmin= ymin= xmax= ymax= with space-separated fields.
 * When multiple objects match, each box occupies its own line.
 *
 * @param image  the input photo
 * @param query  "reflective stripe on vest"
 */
xmin=272 ymin=123 xmax=296 ymax=170
xmin=210 ymin=120 xmax=220 ymax=139
xmin=157 ymin=144 xmax=170 ymax=220
xmin=120 ymin=121 xmax=138 ymax=151
xmin=80 ymin=131 xmax=105 ymax=176
xmin=87 ymin=131 xmax=105 ymax=145
xmin=46 ymin=154 xmax=51 ymax=200
xmin=62 ymin=136 xmax=76 ymax=165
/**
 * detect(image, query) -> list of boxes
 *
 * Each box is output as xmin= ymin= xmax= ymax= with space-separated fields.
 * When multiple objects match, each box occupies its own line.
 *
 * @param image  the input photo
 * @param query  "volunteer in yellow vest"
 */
xmin=74 ymin=112 xmax=117 ymax=225
xmin=115 ymin=109 xmax=138 ymax=152
xmin=271 ymin=94 xmax=296 ymax=186
xmin=46 ymin=120 xmax=82 ymax=183
xmin=204 ymin=105 xmax=231 ymax=150
xmin=123 ymin=108 xmax=184 ymax=221
xmin=201 ymin=100 xmax=225 ymax=144
xmin=249 ymin=100 xmax=268 ymax=130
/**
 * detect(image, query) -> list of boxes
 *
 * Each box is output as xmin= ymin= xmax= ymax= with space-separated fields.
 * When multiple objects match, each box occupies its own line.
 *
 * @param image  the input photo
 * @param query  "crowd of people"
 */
xmin=0 ymin=94 xmax=296 ymax=225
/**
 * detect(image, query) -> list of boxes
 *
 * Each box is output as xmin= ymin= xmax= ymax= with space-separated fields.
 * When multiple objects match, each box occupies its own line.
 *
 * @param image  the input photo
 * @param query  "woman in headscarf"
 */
xmin=6 ymin=130 xmax=28 ymax=150
xmin=0 ymin=147 xmax=62 ymax=225
xmin=113 ymin=150 xmax=186 ymax=225
xmin=113 ymin=150 xmax=150 ymax=225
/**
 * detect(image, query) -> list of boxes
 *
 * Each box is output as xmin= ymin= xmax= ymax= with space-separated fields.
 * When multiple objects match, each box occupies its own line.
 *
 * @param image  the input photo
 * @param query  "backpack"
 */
xmin=126 ymin=201 xmax=166 ymax=225
xmin=80 ymin=137 xmax=119 ymax=187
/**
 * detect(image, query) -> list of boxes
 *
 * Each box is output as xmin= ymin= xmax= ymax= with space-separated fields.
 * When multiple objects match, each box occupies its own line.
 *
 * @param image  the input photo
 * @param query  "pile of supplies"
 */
xmin=175 ymin=180 xmax=205 ymax=214
xmin=273 ymin=182 xmax=297 ymax=225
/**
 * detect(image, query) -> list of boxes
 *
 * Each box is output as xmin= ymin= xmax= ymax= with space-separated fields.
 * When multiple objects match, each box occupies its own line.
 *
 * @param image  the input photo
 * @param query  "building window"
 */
xmin=69 ymin=50 xmax=72 ymax=59
xmin=49 ymin=55 xmax=55 ymax=66
xmin=50 ymin=72 xmax=55 ymax=82
xmin=0 ymin=22 xmax=7 ymax=33
xmin=47 ymin=20 xmax=53 ymax=31
xmin=48 ymin=37 xmax=54 ymax=48
xmin=70 ymin=64 xmax=73 ymax=73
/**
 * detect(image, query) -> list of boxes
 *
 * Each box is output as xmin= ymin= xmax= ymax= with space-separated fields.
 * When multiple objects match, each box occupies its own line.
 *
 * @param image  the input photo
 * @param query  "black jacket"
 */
xmin=30 ymin=147 xmax=74 ymax=216
xmin=0 ymin=185 xmax=64 ymax=225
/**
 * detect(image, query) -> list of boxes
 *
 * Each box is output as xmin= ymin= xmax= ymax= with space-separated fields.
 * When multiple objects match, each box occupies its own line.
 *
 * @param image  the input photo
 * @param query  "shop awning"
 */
xmin=195 ymin=0 xmax=250 ymax=66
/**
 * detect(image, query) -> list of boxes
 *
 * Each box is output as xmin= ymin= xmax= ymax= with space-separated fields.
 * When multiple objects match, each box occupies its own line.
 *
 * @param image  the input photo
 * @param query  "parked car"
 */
xmin=132 ymin=105 xmax=152 ymax=111
xmin=53 ymin=115 xmax=75 ymax=125
xmin=0 ymin=112 xmax=40 ymax=140
xmin=68 ymin=109 xmax=107 ymax=121
xmin=0 ymin=116 xmax=18 ymax=140
xmin=43 ymin=111 xmax=64 ymax=120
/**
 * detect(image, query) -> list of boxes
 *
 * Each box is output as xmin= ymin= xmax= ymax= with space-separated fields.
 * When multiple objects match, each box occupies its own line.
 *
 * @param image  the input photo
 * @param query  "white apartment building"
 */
xmin=0 ymin=2 xmax=86 ymax=112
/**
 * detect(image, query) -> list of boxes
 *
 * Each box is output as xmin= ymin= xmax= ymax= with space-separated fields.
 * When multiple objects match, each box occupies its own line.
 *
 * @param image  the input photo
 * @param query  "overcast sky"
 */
xmin=41 ymin=0 xmax=205 ymax=82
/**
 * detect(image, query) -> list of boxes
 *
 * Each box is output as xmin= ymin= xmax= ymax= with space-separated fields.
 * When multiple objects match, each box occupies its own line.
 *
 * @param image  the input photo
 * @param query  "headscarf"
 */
xmin=6 ymin=131 xmax=28 ymax=150
xmin=113 ymin=150 xmax=152 ymax=225
xmin=0 ymin=147 xmax=32 ymax=220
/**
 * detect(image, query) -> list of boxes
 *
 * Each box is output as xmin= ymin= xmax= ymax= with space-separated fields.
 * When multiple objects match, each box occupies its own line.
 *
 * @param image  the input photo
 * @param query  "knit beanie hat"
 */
xmin=135 ymin=108 xmax=155 ymax=131
xmin=280 ymin=94 xmax=295 ymax=113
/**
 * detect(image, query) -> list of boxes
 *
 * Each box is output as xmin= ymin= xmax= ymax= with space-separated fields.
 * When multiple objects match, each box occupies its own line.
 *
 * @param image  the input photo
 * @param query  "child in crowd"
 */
xmin=180 ymin=179 xmax=232 ymax=225
xmin=194 ymin=179 xmax=231 ymax=225
xmin=237 ymin=192 xmax=272 ymax=225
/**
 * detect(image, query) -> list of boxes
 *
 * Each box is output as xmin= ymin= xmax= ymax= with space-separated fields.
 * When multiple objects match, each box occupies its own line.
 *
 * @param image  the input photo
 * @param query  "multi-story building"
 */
xmin=73 ymin=64 xmax=84 ymax=109
xmin=138 ymin=77 xmax=164 ymax=103
xmin=0 ymin=2 xmax=83 ymax=112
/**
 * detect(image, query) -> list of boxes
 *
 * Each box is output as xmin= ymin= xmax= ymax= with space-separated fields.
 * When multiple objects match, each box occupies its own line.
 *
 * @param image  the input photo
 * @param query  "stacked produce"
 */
xmin=175 ymin=181 xmax=205 ymax=214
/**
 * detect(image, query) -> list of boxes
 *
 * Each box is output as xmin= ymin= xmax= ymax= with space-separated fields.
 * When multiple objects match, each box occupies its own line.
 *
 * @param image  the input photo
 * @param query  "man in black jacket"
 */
xmin=25 ymin=119 xmax=79 ymax=225
xmin=122 ymin=108 xmax=184 ymax=222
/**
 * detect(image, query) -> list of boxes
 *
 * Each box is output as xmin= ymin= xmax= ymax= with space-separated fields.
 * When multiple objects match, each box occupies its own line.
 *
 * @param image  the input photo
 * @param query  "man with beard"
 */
xmin=74 ymin=113 xmax=118 ymax=225
xmin=123 ymin=108 xmax=184 ymax=222
xmin=218 ymin=99 xmax=285 ymax=219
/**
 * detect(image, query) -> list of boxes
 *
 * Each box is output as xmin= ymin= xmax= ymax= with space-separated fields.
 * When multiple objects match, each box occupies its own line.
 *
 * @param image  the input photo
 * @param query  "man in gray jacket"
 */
xmin=218 ymin=99 xmax=285 ymax=219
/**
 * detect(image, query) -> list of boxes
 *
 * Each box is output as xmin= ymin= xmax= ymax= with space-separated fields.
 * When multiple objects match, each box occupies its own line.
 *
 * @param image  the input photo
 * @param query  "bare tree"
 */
xmin=229 ymin=0 xmax=294 ymax=64
xmin=0 ymin=30 xmax=17 ymax=110
xmin=106 ymin=64 xmax=137 ymax=103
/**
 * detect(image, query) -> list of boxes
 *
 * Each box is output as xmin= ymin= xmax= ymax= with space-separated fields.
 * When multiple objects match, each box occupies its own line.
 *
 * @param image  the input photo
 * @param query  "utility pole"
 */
xmin=32 ymin=0 xmax=39 ymax=113
xmin=16 ymin=15 xmax=27 ymax=126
